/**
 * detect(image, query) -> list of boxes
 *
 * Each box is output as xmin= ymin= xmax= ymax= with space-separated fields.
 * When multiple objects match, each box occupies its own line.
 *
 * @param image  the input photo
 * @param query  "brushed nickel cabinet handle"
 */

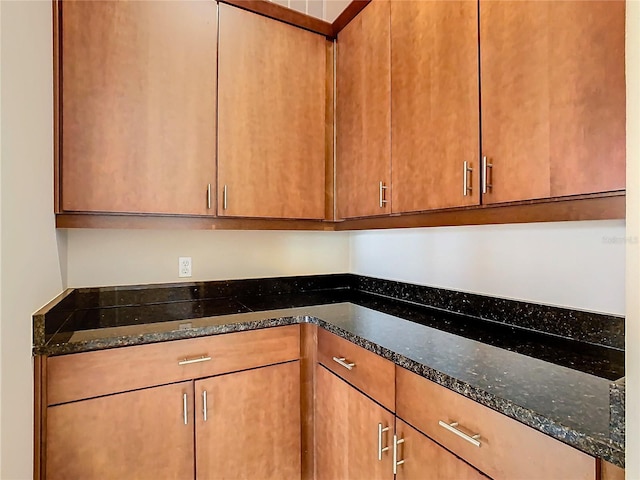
xmin=202 ymin=390 xmax=208 ymax=422
xmin=378 ymin=423 xmax=390 ymax=461
xmin=332 ymin=356 xmax=355 ymax=370
xmin=482 ymin=156 xmax=493 ymax=194
xmin=223 ymin=185 xmax=228 ymax=210
xmin=438 ymin=420 xmax=481 ymax=447
xmin=178 ymin=356 xmax=212 ymax=366
xmin=183 ymin=393 xmax=188 ymax=425
xmin=393 ymin=435 xmax=405 ymax=474
xmin=463 ymin=161 xmax=473 ymax=196
xmin=207 ymin=184 xmax=212 ymax=209
xmin=379 ymin=181 xmax=388 ymax=208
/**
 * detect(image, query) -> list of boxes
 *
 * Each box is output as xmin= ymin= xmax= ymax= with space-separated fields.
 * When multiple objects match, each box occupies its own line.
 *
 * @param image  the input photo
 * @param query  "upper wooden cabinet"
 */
xmin=59 ymin=1 xmax=217 ymax=215
xmin=336 ymin=0 xmax=391 ymax=219
xmin=217 ymin=4 xmax=328 ymax=219
xmin=480 ymin=0 xmax=626 ymax=204
xmin=391 ymin=0 xmax=480 ymax=213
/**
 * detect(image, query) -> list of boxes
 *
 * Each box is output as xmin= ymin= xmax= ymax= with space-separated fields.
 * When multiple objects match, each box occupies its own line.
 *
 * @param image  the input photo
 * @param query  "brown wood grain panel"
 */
xmin=47 ymin=382 xmax=194 ymax=480
xmin=47 ymin=325 xmax=300 ymax=405
xmin=396 ymin=367 xmax=596 ymax=480
xmin=300 ymin=323 xmax=318 ymax=480
xmin=480 ymin=0 xmax=551 ymax=204
xmin=55 ymin=213 xmax=334 ymax=230
xmin=336 ymin=0 xmax=391 ymax=219
xmin=481 ymin=1 xmax=625 ymax=203
xmin=334 ymin=193 xmax=625 ymax=230
xmin=600 ymin=460 xmax=625 ymax=480
xmin=315 ymin=365 xmax=350 ymax=480
xmin=218 ymin=4 xmax=326 ymax=219
xmin=60 ymin=1 xmax=217 ymax=215
xmin=195 ymin=362 xmax=301 ymax=479
xmin=34 ymin=356 xmax=46 ymax=480
xmin=53 ymin=0 xmax=61 ymax=214
xmin=391 ymin=0 xmax=480 ymax=213
xmin=332 ymin=1 xmax=373 ymax=37
xmin=221 ymin=0 xmax=333 ymax=37
xmin=395 ymin=419 xmax=488 ymax=480
xmin=346 ymin=371 xmax=395 ymax=479
xmin=548 ymin=1 xmax=625 ymax=197
xmin=325 ymin=41 xmax=336 ymax=221
xmin=315 ymin=365 xmax=394 ymax=480
xmin=317 ymin=328 xmax=395 ymax=411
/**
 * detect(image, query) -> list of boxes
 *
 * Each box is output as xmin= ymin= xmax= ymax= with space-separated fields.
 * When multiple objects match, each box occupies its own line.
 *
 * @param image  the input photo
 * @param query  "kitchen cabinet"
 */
xmin=41 ymin=326 xmax=301 ymax=480
xmin=390 ymin=0 xmax=480 ymax=213
xmin=315 ymin=365 xmax=395 ymax=480
xmin=47 ymin=382 xmax=194 ymax=480
xmin=480 ymin=0 xmax=625 ymax=203
xmin=217 ymin=3 xmax=327 ymax=219
xmin=395 ymin=366 xmax=596 ymax=480
xmin=195 ymin=361 xmax=301 ymax=480
xmin=59 ymin=0 xmax=217 ymax=215
xmin=335 ymin=0 xmax=391 ymax=219
xmin=394 ymin=419 xmax=488 ymax=480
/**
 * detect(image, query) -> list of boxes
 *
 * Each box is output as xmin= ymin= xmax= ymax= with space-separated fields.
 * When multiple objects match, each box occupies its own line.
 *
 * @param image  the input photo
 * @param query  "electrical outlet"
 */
xmin=178 ymin=257 xmax=192 ymax=278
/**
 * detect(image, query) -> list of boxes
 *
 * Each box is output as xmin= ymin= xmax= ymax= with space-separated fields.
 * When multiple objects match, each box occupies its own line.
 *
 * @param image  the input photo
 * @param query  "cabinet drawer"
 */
xmin=47 ymin=325 xmax=300 ymax=405
xmin=317 ymin=328 xmax=394 ymax=410
xmin=396 ymin=367 xmax=596 ymax=480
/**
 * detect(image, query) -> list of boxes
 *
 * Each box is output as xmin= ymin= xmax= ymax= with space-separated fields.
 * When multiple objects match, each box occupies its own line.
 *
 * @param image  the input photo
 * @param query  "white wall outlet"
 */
xmin=178 ymin=257 xmax=192 ymax=278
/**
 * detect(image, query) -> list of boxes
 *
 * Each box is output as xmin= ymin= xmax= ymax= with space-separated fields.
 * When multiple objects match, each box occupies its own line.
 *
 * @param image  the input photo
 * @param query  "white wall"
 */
xmin=626 ymin=0 xmax=639 ymax=477
xmin=351 ymin=220 xmax=626 ymax=315
xmin=64 ymin=229 xmax=349 ymax=287
xmin=0 ymin=1 xmax=65 ymax=478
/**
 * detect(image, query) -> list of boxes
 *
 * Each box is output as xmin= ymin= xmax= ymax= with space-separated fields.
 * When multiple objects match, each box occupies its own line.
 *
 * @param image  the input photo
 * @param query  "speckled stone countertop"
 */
xmin=33 ymin=275 xmax=625 ymax=468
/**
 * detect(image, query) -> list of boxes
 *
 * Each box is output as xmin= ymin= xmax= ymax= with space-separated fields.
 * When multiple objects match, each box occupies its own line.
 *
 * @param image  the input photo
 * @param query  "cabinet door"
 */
xmin=195 ymin=361 xmax=301 ymax=480
xmin=61 ymin=1 xmax=217 ymax=215
xmin=395 ymin=420 xmax=488 ymax=480
xmin=46 ymin=382 xmax=194 ymax=480
xmin=218 ymin=4 xmax=326 ymax=219
xmin=316 ymin=365 xmax=394 ymax=480
xmin=391 ymin=1 xmax=480 ymax=213
xmin=480 ymin=1 xmax=625 ymax=203
xmin=336 ymin=0 xmax=391 ymax=219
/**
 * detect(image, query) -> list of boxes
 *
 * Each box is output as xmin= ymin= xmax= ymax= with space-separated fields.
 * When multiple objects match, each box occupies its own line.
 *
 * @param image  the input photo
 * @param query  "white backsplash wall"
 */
xmin=350 ymin=220 xmax=625 ymax=316
xmin=64 ymin=229 xmax=350 ymax=287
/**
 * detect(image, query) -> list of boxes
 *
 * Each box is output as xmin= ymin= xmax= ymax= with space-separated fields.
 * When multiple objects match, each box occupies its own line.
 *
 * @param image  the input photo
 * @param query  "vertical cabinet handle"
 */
xmin=377 ymin=423 xmax=390 ymax=461
xmin=463 ymin=161 xmax=473 ymax=196
xmin=207 ymin=184 xmax=212 ymax=209
xmin=482 ymin=156 xmax=493 ymax=194
xmin=393 ymin=435 xmax=405 ymax=474
xmin=379 ymin=181 xmax=388 ymax=208
xmin=183 ymin=393 xmax=188 ymax=425
xmin=223 ymin=185 xmax=228 ymax=210
xmin=202 ymin=390 xmax=208 ymax=422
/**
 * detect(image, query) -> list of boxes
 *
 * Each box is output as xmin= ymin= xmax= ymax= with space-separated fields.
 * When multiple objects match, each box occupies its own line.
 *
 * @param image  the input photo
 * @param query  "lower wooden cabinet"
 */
xmin=47 ymin=382 xmax=194 ymax=480
xmin=394 ymin=419 xmax=488 ymax=480
xmin=195 ymin=361 xmax=301 ymax=480
xmin=315 ymin=365 xmax=394 ymax=480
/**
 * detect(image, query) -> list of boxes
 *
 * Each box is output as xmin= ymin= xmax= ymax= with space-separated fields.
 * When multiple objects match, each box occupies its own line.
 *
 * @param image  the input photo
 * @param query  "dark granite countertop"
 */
xmin=33 ymin=275 xmax=625 ymax=468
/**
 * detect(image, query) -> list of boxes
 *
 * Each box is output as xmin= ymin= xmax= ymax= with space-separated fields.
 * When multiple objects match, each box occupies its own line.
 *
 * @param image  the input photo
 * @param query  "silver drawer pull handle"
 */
xmin=438 ymin=420 xmax=481 ymax=447
xmin=332 ymin=356 xmax=355 ymax=370
xmin=377 ymin=423 xmax=390 ymax=461
xmin=178 ymin=356 xmax=212 ymax=366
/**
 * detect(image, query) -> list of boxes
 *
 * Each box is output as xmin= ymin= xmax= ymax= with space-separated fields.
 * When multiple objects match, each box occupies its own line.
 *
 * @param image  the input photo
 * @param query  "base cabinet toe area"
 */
xmin=37 ymin=326 xmax=608 ymax=479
